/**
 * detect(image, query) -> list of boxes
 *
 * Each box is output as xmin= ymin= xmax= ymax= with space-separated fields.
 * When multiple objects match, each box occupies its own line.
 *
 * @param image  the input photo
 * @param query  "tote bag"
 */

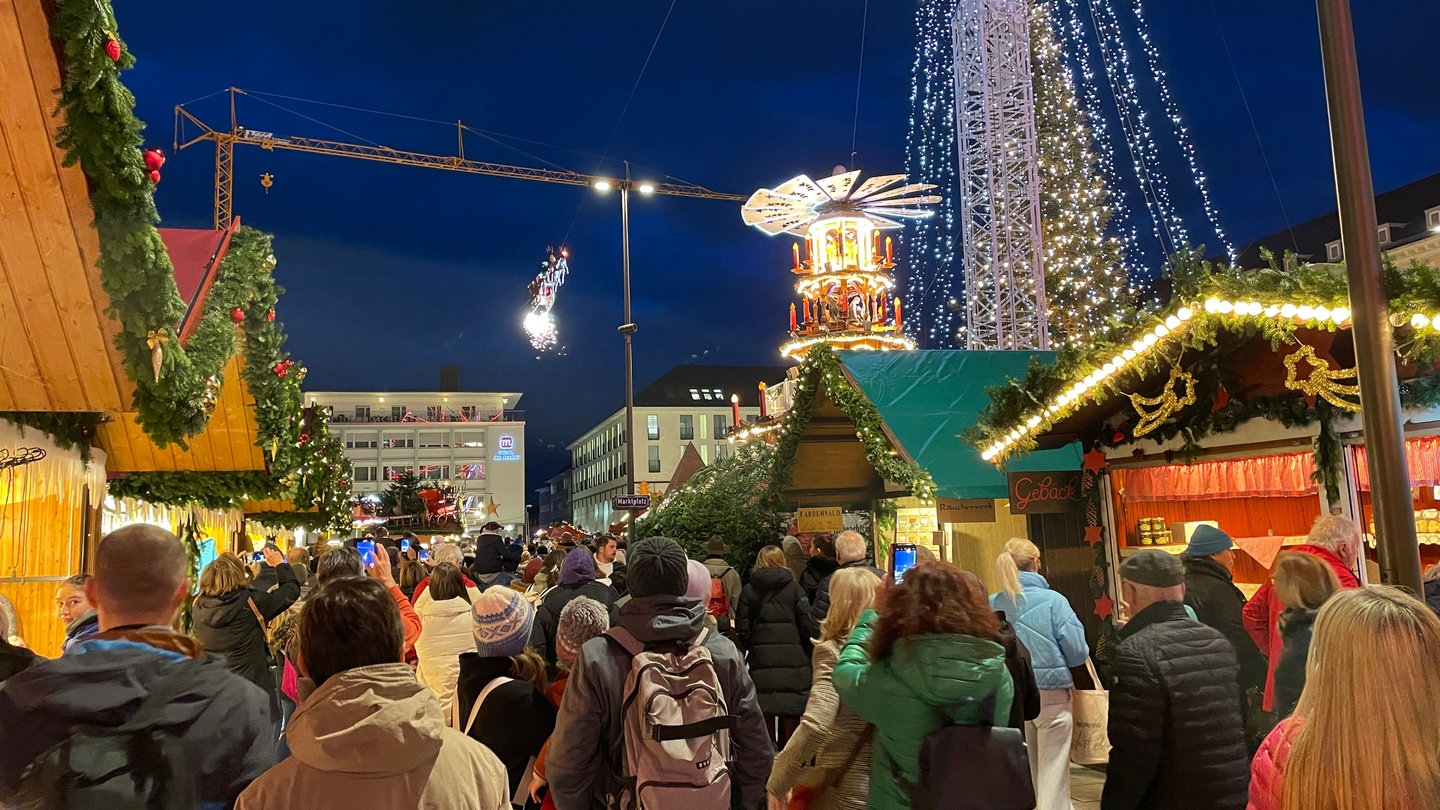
xmin=1070 ymin=657 xmax=1111 ymax=765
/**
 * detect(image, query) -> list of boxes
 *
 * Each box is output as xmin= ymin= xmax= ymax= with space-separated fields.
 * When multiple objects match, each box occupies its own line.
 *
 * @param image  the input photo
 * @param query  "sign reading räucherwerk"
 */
xmin=935 ymin=498 xmax=997 ymax=524
xmin=1007 ymin=471 xmax=1085 ymax=514
xmin=796 ymin=506 xmax=844 ymax=533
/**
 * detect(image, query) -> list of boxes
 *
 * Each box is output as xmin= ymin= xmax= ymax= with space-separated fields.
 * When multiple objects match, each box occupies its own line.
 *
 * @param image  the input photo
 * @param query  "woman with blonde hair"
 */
xmin=737 ymin=544 xmax=813 ymax=745
xmin=1268 ymin=552 xmax=1341 ymax=718
xmin=989 ymin=537 xmax=1087 ymax=810
xmin=1248 ymin=586 xmax=1440 ymax=810
xmin=768 ymin=567 xmax=882 ymax=810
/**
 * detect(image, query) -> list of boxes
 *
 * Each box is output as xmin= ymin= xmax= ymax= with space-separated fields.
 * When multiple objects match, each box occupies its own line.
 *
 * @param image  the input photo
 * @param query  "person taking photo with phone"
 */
xmin=193 ymin=548 xmax=299 ymax=736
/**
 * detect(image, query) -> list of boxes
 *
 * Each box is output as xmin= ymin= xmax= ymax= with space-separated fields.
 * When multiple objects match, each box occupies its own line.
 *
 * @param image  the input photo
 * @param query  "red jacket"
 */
xmin=1242 ymin=544 xmax=1358 ymax=710
xmin=1247 ymin=718 xmax=1295 ymax=810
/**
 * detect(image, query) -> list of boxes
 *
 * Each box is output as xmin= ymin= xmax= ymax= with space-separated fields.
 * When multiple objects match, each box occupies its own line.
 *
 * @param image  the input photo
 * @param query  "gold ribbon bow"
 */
xmin=1284 ymin=344 xmax=1361 ymax=411
xmin=146 ymin=328 xmax=170 ymax=383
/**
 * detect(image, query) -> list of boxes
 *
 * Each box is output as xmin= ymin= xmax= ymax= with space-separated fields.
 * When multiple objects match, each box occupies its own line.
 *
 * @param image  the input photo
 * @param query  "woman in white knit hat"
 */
xmin=455 ymin=586 xmax=556 ymax=805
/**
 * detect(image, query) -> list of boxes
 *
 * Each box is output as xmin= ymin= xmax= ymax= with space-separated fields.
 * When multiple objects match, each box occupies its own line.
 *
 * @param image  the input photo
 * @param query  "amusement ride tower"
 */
xmin=742 ymin=167 xmax=939 ymax=360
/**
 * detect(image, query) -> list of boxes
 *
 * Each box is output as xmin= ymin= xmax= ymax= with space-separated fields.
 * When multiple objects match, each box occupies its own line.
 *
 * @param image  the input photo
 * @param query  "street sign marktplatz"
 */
xmin=612 ymin=494 xmax=651 ymax=511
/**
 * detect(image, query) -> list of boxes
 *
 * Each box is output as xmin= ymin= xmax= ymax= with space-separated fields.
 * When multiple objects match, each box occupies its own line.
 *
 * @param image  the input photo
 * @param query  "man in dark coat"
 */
xmin=1181 ymin=526 xmax=1266 ymax=734
xmin=546 ymin=536 xmax=773 ymax=809
xmin=1102 ymin=549 xmax=1248 ymax=810
xmin=809 ymin=530 xmax=883 ymax=625
xmin=0 ymin=524 xmax=273 ymax=806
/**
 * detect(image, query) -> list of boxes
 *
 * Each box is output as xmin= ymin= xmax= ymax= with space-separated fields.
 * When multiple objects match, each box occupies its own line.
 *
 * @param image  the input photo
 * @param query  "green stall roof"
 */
xmin=837 ymin=350 xmax=1081 ymax=500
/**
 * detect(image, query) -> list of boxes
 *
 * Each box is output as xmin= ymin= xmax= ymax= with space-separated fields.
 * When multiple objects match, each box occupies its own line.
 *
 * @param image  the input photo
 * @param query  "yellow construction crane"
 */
xmin=174 ymin=87 xmax=745 ymax=230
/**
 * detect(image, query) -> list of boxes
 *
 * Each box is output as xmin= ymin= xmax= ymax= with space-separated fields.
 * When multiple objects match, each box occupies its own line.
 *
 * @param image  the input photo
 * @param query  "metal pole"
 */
xmin=620 ymin=162 xmax=638 ymax=546
xmin=1315 ymin=0 xmax=1421 ymax=592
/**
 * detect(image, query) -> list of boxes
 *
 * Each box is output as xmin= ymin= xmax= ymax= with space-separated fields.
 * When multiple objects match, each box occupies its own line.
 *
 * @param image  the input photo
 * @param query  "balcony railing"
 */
xmin=329 ymin=409 xmax=525 ymax=424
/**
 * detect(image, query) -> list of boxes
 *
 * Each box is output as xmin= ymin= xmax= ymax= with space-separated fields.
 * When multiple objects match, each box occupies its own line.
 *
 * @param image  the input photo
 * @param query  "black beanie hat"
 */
xmin=627 ymin=536 xmax=690 ymax=598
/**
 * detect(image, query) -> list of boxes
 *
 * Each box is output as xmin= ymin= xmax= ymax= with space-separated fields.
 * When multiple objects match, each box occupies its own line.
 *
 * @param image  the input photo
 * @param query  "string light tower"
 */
xmin=742 ymin=167 xmax=939 ymax=360
xmin=1030 ymin=1 xmax=1129 ymax=348
xmin=954 ymin=0 xmax=1049 ymax=350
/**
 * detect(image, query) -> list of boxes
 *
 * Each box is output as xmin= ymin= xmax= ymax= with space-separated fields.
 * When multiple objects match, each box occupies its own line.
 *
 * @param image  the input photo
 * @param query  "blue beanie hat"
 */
xmin=471 ymin=586 xmax=535 ymax=658
xmin=1186 ymin=524 xmax=1234 ymax=558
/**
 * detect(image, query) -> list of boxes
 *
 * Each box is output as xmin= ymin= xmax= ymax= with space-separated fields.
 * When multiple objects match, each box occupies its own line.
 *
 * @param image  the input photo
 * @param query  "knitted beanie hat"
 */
xmin=628 ymin=536 xmax=690 ymax=598
xmin=555 ymin=596 xmax=610 ymax=664
xmin=685 ymin=559 xmax=713 ymax=600
xmin=471 ymin=586 xmax=535 ymax=658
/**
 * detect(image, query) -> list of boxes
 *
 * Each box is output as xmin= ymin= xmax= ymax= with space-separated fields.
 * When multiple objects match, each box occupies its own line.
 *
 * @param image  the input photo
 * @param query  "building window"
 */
xmin=382 ymin=466 xmax=414 ymax=481
xmin=1326 ymin=240 xmax=1343 ymax=262
xmin=1378 ymin=224 xmax=1392 ymax=245
xmin=647 ymin=414 xmax=659 ymax=440
xmin=458 ymin=463 xmax=485 ymax=480
xmin=1427 ymin=207 xmax=1440 ymax=232
xmin=354 ymin=406 xmax=371 ymax=420
xmin=679 ymin=415 xmax=695 ymax=441
xmin=352 ymin=465 xmax=376 ymax=482
xmin=382 ymin=435 xmax=413 ymax=449
xmin=419 ymin=464 xmax=449 ymax=480
xmin=689 ymin=388 xmax=702 ymax=401
xmin=418 ymin=432 xmax=446 ymax=448
xmin=698 ymin=444 xmax=708 ymax=463
xmin=648 ymin=445 xmax=661 ymax=473
xmin=716 ymin=443 xmax=728 ymax=460
xmin=713 ymin=414 xmax=728 ymax=438
xmin=345 ymin=432 xmax=378 ymax=449
xmin=455 ymin=431 xmax=484 ymax=448
xmin=426 ymin=405 xmax=444 ymax=421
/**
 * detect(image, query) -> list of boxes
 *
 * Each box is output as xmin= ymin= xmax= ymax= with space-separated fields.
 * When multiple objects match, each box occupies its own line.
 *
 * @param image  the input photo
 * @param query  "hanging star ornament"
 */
xmin=1128 ymin=367 xmax=1197 ymax=437
xmin=1082 ymin=447 xmax=1108 ymax=475
xmin=1094 ymin=593 xmax=1115 ymax=621
xmin=484 ymin=496 xmax=501 ymax=518
xmin=1283 ymin=344 xmax=1361 ymax=412
xmin=1084 ymin=525 xmax=1103 ymax=547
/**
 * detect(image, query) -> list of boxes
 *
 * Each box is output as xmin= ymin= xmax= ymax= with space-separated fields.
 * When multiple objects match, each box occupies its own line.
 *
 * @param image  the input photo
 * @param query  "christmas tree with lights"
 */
xmin=1031 ymin=1 xmax=1130 ymax=349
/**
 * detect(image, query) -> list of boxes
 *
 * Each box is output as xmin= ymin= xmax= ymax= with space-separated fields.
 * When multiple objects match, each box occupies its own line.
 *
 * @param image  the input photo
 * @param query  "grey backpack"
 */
xmin=605 ymin=626 xmax=737 ymax=810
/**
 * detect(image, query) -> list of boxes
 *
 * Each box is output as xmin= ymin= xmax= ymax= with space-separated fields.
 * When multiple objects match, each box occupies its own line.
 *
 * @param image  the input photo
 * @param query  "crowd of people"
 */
xmin=0 ymin=514 xmax=1436 ymax=809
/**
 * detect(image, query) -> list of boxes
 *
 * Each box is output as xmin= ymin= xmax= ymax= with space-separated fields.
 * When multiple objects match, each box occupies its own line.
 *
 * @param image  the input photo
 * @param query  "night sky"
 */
xmin=117 ymin=1 xmax=1440 ymax=492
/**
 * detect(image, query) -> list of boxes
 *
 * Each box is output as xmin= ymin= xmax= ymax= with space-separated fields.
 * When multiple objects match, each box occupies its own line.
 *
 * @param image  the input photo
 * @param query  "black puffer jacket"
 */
xmin=530 ymin=580 xmax=620 ymax=664
xmin=192 ymin=563 xmax=299 ymax=693
xmin=798 ymin=555 xmax=839 ymax=604
xmin=1272 ymin=607 xmax=1317 ymax=719
xmin=1183 ymin=555 xmax=1266 ymax=692
xmin=735 ymin=567 xmax=812 ymax=716
xmin=1101 ymin=601 xmax=1248 ymax=810
xmin=471 ymin=531 xmax=521 ymax=575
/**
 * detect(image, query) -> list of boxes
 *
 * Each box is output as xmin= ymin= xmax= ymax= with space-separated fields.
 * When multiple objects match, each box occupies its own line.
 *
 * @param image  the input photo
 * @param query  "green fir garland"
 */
xmin=0 ymin=413 xmax=104 ymax=463
xmin=767 ymin=344 xmax=937 ymax=506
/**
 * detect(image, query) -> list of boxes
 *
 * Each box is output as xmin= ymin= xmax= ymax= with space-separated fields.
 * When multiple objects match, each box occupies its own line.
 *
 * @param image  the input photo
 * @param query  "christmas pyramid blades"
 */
xmin=742 ymin=169 xmax=940 ymax=236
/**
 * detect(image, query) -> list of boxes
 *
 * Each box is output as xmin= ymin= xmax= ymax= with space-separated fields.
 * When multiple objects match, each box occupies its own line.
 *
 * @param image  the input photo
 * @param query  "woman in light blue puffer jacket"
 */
xmin=990 ymin=538 xmax=1089 ymax=810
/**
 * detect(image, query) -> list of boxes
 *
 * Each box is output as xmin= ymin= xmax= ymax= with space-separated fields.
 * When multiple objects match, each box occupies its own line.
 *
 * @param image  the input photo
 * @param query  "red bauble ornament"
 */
xmin=1112 ymin=430 xmax=1126 ymax=444
xmin=1212 ymin=387 xmax=1230 ymax=412
xmin=148 ymin=170 xmax=161 ymax=185
xmin=231 ymin=308 xmax=245 ymax=323
xmin=299 ymin=432 xmax=310 ymax=443
xmin=144 ymin=148 xmax=165 ymax=171
xmin=267 ymin=309 xmax=276 ymax=322
xmin=104 ymin=37 xmax=121 ymax=61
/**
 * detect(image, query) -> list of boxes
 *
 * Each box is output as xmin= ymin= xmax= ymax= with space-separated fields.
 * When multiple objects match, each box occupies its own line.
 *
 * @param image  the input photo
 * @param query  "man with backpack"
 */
xmin=702 ymin=535 xmax=742 ymax=634
xmin=0 ymin=524 xmax=274 ymax=807
xmin=546 ymin=536 xmax=773 ymax=809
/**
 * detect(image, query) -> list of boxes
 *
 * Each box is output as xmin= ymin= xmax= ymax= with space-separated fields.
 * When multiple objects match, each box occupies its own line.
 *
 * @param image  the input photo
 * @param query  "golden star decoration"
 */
xmin=484 ymin=496 xmax=502 ymax=518
xmin=1283 ymin=344 xmax=1361 ymax=412
xmin=1129 ymin=367 xmax=1197 ymax=437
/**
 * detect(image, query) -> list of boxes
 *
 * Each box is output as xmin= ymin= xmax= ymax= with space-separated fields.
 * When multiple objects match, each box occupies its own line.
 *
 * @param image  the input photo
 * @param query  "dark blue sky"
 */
xmin=118 ymin=1 xmax=1440 ymax=492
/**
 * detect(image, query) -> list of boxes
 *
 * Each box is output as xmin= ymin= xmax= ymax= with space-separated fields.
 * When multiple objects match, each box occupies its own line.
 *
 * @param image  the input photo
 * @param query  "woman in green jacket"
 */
xmin=833 ymin=560 xmax=1014 ymax=809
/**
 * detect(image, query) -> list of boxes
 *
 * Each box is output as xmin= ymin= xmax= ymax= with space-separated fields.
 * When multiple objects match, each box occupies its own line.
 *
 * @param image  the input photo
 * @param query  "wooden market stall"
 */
xmin=972 ymin=259 xmax=1440 ymax=608
xmin=763 ymin=347 xmax=1096 ymax=629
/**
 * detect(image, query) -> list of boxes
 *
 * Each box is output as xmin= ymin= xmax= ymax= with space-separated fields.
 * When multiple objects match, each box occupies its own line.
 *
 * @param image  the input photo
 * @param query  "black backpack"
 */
xmin=17 ymin=658 xmax=208 ymax=809
xmin=891 ymin=693 xmax=1035 ymax=810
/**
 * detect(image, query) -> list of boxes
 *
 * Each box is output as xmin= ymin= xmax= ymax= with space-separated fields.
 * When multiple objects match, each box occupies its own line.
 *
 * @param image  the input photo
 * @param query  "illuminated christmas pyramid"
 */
xmin=742 ymin=167 xmax=938 ymax=359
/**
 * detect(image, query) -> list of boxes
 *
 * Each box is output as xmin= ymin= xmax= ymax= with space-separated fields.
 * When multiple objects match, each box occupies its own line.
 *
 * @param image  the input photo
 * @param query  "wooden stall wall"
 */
xmin=947 ymin=499 xmax=1030 ymax=592
xmin=1027 ymin=510 xmax=1105 ymax=649
xmin=0 ymin=423 xmax=103 ymax=657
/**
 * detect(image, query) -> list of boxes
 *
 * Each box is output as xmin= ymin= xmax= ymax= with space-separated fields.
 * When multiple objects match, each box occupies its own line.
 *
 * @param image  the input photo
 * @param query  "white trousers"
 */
xmin=1025 ymin=688 xmax=1075 ymax=810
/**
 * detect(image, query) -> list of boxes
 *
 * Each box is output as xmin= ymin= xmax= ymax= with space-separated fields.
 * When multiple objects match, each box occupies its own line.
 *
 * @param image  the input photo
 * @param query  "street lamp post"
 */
xmin=597 ymin=162 xmax=654 ymax=546
xmin=1315 ymin=0 xmax=1421 ymax=592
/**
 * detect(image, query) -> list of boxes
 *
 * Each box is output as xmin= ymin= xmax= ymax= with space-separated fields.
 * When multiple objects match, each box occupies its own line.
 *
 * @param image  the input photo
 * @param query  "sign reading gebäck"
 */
xmin=1007 ymin=471 xmax=1084 ymax=514
xmin=796 ymin=506 xmax=844 ymax=533
xmin=935 ymin=498 xmax=997 ymax=524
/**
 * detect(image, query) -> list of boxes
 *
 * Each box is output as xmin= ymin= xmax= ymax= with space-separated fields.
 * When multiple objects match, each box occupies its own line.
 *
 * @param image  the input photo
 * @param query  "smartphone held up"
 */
xmin=891 ymin=542 xmax=918 ymax=583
